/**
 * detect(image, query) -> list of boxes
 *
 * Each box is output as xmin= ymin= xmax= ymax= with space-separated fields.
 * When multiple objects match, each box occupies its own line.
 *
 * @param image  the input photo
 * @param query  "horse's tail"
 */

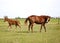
xmin=25 ymin=17 xmax=29 ymax=25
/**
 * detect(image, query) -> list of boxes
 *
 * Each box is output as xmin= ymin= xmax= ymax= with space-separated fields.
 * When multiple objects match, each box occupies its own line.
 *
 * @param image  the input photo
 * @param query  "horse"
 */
xmin=4 ymin=16 xmax=21 ymax=29
xmin=25 ymin=15 xmax=50 ymax=32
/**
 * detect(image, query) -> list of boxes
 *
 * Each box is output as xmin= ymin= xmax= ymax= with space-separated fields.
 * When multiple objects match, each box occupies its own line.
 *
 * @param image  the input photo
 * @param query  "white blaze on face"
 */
xmin=46 ymin=18 xmax=50 ymax=23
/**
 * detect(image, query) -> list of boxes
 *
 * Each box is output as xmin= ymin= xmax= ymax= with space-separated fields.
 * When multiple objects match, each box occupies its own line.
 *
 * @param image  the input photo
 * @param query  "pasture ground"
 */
xmin=0 ymin=18 xmax=60 ymax=43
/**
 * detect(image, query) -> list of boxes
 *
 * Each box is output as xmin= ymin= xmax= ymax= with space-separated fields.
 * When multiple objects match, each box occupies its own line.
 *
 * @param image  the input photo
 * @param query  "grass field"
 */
xmin=0 ymin=18 xmax=60 ymax=43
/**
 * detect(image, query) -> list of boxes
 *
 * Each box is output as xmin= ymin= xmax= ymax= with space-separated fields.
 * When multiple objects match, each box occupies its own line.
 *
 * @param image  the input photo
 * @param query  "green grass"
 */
xmin=0 ymin=18 xmax=60 ymax=43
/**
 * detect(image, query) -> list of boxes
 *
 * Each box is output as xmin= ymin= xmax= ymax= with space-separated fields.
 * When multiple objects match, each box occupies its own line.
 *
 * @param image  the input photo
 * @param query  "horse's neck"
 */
xmin=7 ymin=19 xmax=12 ymax=22
xmin=7 ymin=19 xmax=16 ymax=22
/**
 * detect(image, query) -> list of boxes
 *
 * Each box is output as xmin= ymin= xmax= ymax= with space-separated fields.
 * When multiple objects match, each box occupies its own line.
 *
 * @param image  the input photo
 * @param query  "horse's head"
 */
xmin=46 ymin=16 xmax=51 ymax=23
xmin=4 ymin=16 xmax=8 ymax=22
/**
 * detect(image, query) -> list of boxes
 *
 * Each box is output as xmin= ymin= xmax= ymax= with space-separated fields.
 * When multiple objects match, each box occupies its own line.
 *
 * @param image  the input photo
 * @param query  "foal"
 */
xmin=25 ymin=15 xmax=50 ymax=32
xmin=4 ymin=16 xmax=21 ymax=29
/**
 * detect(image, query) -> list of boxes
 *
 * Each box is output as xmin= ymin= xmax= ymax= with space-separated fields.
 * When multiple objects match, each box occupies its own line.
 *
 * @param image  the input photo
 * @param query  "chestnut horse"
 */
xmin=4 ymin=16 xmax=21 ymax=29
xmin=25 ymin=15 xmax=50 ymax=32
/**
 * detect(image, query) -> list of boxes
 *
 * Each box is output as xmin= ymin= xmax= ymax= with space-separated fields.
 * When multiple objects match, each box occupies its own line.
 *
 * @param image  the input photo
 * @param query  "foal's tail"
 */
xmin=25 ymin=17 xmax=29 ymax=25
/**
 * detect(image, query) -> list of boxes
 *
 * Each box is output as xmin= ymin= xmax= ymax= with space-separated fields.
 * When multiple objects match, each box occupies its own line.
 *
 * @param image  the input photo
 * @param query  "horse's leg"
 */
xmin=8 ymin=25 xmax=10 ymax=28
xmin=8 ymin=24 xmax=12 ymax=31
xmin=18 ymin=25 xmax=21 ymax=28
xmin=8 ymin=23 xmax=12 ymax=29
xmin=43 ymin=24 xmax=46 ymax=32
xmin=17 ymin=24 xmax=21 ymax=28
xmin=10 ymin=25 xmax=12 ymax=29
xmin=31 ymin=23 xmax=33 ymax=32
xmin=28 ymin=23 xmax=31 ymax=32
xmin=40 ymin=24 xmax=42 ymax=32
xmin=16 ymin=23 xmax=21 ymax=28
xmin=15 ymin=25 xmax=17 ymax=29
xmin=8 ymin=24 xmax=12 ymax=29
xmin=15 ymin=23 xmax=21 ymax=29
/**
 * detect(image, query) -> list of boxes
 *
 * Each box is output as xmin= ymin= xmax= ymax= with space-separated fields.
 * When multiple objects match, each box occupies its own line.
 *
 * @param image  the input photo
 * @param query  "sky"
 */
xmin=0 ymin=0 xmax=60 ymax=18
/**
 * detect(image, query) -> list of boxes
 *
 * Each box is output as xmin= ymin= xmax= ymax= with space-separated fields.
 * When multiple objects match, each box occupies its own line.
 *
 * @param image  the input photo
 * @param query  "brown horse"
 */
xmin=4 ymin=16 xmax=21 ymax=29
xmin=25 ymin=15 xmax=50 ymax=32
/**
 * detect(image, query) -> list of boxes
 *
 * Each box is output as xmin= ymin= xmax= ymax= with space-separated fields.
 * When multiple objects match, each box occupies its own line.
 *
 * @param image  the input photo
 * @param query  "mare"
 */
xmin=25 ymin=15 xmax=50 ymax=32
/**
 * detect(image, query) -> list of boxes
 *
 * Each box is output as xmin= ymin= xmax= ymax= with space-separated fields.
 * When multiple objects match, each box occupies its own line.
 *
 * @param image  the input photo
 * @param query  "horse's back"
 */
xmin=27 ymin=15 xmax=50 ymax=24
xmin=28 ymin=15 xmax=43 ymax=23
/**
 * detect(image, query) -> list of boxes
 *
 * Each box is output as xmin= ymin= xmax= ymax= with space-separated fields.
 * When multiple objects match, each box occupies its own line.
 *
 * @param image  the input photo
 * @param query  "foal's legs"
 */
xmin=15 ymin=23 xmax=21 ymax=29
xmin=18 ymin=24 xmax=21 ymax=28
xmin=15 ymin=25 xmax=18 ymax=29
xmin=8 ymin=24 xmax=12 ymax=31
xmin=8 ymin=24 xmax=12 ymax=29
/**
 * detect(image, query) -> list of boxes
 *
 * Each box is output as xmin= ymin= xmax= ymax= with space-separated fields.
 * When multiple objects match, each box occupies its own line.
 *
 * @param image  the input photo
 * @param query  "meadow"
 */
xmin=0 ymin=18 xmax=60 ymax=43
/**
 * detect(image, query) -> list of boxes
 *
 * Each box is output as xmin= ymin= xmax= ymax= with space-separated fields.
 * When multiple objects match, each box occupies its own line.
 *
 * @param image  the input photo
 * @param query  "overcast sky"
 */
xmin=0 ymin=0 xmax=60 ymax=18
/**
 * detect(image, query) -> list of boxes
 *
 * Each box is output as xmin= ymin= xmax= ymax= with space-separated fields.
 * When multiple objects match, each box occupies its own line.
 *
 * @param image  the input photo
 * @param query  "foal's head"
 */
xmin=4 ymin=16 xmax=8 ymax=22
